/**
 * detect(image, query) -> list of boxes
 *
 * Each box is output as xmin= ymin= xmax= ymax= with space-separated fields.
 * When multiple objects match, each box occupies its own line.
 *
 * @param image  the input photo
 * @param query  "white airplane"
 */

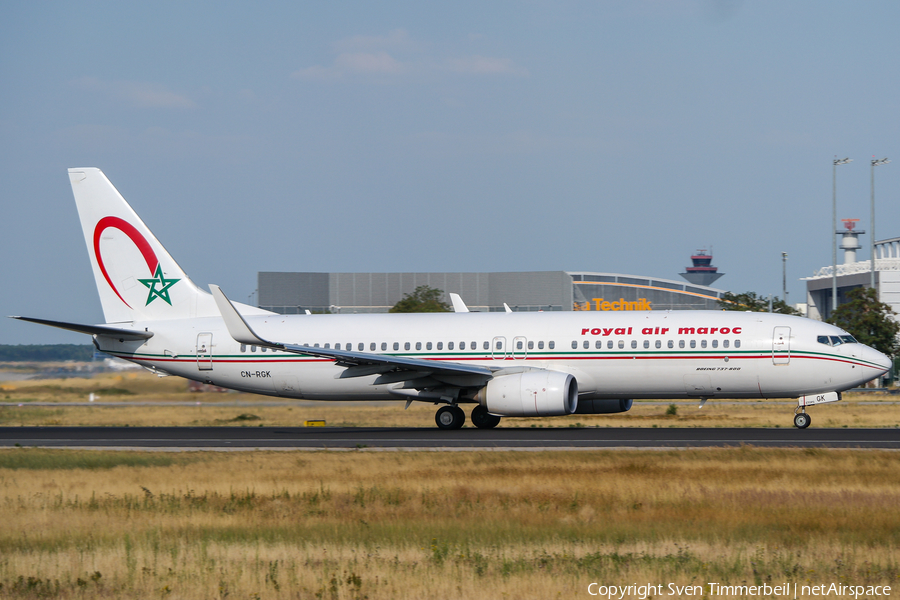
xmin=12 ymin=168 xmax=892 ymax=430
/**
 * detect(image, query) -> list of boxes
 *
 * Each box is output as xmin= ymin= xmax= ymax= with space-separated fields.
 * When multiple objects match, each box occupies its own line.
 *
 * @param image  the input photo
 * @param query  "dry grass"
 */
xmin=1 ymin=371 xmax=900 ymax=429
xmin=0 ymin=448 xmax=898 ymax=598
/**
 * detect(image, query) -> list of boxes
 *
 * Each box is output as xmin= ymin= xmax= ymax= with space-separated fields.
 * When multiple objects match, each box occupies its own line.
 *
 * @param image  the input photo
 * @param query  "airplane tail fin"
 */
xmin=68 ymin=168 xmax=219 ymax=324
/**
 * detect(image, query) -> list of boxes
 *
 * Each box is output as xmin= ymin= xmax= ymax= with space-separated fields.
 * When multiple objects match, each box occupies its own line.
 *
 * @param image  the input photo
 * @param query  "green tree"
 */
xmin=718 ymin=291 xmax=800 ymax=315
xmin=826 ymin=287 xmax=900 ymax=357
xmin=389 ymin=285 xmax=451 ymax=313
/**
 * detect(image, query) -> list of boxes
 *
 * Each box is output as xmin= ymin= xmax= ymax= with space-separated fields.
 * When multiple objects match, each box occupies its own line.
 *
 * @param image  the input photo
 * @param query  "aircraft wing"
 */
xmin=209 ymin=285 xmax=494 ymax=388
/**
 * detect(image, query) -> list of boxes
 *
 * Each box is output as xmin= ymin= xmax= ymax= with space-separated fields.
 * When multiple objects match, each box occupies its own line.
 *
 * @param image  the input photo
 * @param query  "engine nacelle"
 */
xmin=575 ymin=398 xmax=633 ymax=414
xmin=475 ymin=371 xmax=578 ymax=417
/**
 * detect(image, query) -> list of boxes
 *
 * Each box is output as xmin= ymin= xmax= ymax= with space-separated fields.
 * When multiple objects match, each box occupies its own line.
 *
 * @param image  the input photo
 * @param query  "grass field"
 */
xmin=1 ymin=370 xmax=899 ymax=429
xmin=0 ymin=448 xmax=898 ymax=599
xmin=1 ymin=372 xmax=900 ymax=598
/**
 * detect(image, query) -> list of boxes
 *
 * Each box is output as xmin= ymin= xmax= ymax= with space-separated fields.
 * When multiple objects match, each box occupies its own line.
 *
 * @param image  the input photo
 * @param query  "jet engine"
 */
xmin=575 ymin=398 xmax=633 ymax=414
xmin=474 ymin=371 xmax=577 ymax=417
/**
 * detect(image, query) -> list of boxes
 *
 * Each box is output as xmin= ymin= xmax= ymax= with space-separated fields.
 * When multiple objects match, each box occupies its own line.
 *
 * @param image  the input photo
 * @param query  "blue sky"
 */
xmin=3 ymin=1 xmax=900 ymax=344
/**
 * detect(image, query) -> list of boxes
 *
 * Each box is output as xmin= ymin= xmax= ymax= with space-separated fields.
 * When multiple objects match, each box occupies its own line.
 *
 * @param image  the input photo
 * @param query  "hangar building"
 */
xmin=257 ymin=271 xmax=726 ymax=314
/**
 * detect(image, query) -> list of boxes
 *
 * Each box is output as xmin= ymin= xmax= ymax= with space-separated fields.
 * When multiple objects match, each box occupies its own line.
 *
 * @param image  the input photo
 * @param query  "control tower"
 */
xmin=838 ymin=219 xmax=864 ymax=264
xmin=680 ymin=249 xmax=725 ymax=287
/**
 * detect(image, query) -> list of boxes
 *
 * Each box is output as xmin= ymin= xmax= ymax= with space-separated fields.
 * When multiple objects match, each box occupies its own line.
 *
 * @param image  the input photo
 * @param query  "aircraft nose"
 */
xmin=869 ymin=346 xmax=892 ymax=374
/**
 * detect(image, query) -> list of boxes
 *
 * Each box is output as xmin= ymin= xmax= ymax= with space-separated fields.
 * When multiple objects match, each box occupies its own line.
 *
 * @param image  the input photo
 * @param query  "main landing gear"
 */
xmin=435 ymin=405 xmax=465 ymax=430
xmin=471 ymin=405 xmax=501 ymax=429
xmin=793 ymin=408 xmax=811 ymax=429
xmin=434 ymin=405 xmax=502 ymax=430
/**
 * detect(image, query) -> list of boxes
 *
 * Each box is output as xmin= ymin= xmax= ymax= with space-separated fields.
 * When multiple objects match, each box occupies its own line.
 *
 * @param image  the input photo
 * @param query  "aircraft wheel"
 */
xmin=793 ymin=413 xmax=811 ymax=429
xmin=471 ymin=405 xmax=501 ymax=429
xmin=435 ymin=405 xmax=465 ymax=430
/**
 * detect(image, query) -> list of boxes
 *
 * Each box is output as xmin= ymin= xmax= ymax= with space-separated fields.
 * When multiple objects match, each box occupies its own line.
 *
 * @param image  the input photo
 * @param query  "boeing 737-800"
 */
xmin=12 ymin=169 xmax=892 ymax=429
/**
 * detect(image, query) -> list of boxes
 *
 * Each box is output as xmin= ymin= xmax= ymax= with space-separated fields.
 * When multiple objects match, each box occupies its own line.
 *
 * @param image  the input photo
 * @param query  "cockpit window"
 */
xmin=840 ymin=335 xmax=857 ymax=344
xmin=829 ymin=336 xmax=843 ymax=346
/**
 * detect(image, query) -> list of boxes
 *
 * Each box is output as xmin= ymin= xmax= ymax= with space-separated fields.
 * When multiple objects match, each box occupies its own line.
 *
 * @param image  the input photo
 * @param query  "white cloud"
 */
xmin=335 ymin=51 xmax=405 ymax=75
xmin=292 ymin=31 xmax=527 ymax=82
xmin=74 ymin=77 xmax=195 ymax=109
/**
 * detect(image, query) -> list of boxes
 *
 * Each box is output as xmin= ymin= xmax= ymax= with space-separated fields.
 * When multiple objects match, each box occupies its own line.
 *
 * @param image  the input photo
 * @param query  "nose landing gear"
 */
xmin=793 ymin=408 xmax=811 ymax=429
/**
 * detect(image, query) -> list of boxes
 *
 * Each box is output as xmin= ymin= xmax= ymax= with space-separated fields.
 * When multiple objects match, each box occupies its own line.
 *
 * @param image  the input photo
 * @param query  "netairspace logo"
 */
xmin=586 ymin=582 xmax=892 ymax=599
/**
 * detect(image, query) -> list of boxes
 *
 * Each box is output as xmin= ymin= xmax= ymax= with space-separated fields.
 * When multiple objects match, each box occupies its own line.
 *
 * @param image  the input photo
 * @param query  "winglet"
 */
xmin=503 ymin=303 xmax=512 ymax=313
xmin=449 ymin=293 xmax=469 ymax=313
xmin=209 ymin=284 xmax=281 ymax=348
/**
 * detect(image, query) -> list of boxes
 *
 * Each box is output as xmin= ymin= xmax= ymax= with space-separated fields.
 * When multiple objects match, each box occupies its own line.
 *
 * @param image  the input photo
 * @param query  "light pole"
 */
xmin=782 ymin=252 xmax=788 ymax=305
xmin=832 ymin=157 xmax=852 ymax=315
xmin=870 ymin=157 xmax=889 ymax=290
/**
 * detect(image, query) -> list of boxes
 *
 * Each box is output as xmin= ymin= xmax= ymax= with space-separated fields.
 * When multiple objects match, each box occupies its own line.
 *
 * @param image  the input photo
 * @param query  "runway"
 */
xmin=1 ymin=426 xmax=899 ymax=450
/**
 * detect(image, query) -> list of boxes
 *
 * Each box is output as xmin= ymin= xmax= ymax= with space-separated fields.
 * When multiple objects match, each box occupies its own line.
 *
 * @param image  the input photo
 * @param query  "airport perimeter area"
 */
xmin=0 ymin=369 xmax=899 ymax=598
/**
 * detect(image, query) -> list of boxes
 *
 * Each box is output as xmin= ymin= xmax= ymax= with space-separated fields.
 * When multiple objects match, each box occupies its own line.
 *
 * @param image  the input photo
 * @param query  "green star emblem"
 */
xmin=138 ymin=265 xmax=180 ymax=306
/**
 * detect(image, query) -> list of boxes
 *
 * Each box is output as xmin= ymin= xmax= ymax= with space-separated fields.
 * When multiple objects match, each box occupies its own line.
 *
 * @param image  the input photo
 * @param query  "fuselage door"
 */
xmin=491 ymin=336 xmax=508 ymax=360
xmin=197 ymin=332 xmax=213 ymax=370
xmin=512 ymin=336 xmax=528 ymax=360
xmin=772 ymin=326 xmax=790 ymax=365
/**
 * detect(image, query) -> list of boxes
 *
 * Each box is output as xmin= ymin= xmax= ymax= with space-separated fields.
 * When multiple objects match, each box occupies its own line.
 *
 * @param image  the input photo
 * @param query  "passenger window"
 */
xmin=723 ymin=340 xmax=729 ymax=349
xmin=690 ymin=340 xmax=696 ymax=349
xmin=262 ymin=347 xmax=268 ymax=352
xmin=631 ymin=340 xmax=637 ymax=349
xmin=416 ymin=342 xmax=422 ymax=351
xmin=735 ymin=340 xmax=741 ymax=348
xmin=607 ymin=340 xmax=613 ymax=349
xmin=655 ymin=340 xmax=662 ymax=349
xmin=538 ymin=341 xmax=544 ymax=350
xmin=643 ymin=340 xmax=649 ymax=349
xmin=313 ymin=344 xmax=318 ymax=348
xmin=358 ymin=343 xmax=364 ymax=351
xmin=393 ymin=342 xmax=399 ymax=351
xmin=459 ymin=342 xmax=465 ymax=350
xmin=370 ymin=343 xmax=376 ymax=351
xmin=499 ymin=341 xmax=505 ymax=350
xmin=667 ymin=340 xmax=673 ymax=349
xmin=404 ymin=342 xmax=411 ymax=351
xmin=448 ymin=342 xmax=454 ymax=350
xmin=426 ymin=342 xmax=432 ymax=350
xmin=517 ymin=341 xmax=523 ymax=350
xmin=324 ymin=343 xmax=330 ymax=349
xmin=712 ymin=340 xmax=718 ymax=348
xmin=381 ymin=342 xmax=387 ymax=351
xmin=618 ymin=340 xmax=624 ymax=349
xmin=251 ymin=345 xmax=257 ymax=352
xmin=572 ymin=341 xmax=578 ymax=350
xmin=679 ymin=340 xmax=685 ymax=349
xmin=528 ymin=341 xmax=534 ymax=350
xmin=701 ymin=340 xmax=707 ymax=349
xmin=240 ymin=344 xmax=246 ymax=352
xmin=595 ymin=340 xmax=602 ymax=349
xmin=345 ymin=343 xmax=351 ymax=351
xmin=473 ymin=342 xmax=479 ymax=350
xmin=549 ymin=341 xmax=555 ymax=349
xmin=437 ymin=342 xmax=443 ymax=350
xmin=582 ymin=340 xmax=589 ymax=349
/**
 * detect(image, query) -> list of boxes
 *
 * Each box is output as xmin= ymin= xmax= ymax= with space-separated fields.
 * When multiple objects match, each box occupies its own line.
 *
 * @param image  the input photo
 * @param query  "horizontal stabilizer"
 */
xmin=10 ymin=316 xmax=153 ymax=340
